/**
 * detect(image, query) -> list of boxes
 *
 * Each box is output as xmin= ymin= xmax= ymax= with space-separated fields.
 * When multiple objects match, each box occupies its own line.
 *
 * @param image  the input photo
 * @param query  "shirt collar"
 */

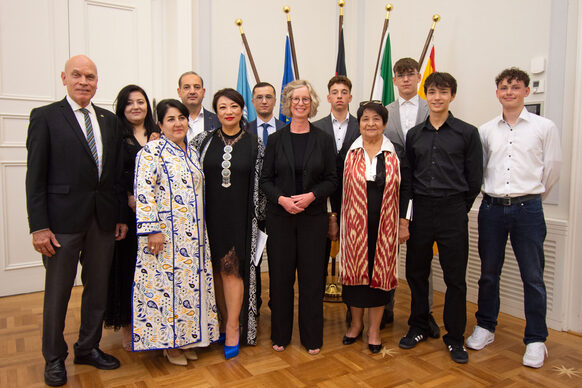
xmin=348 ymin=135 xmax=395 ymax=154
xmin=191 ymin=107 xmax=205 ymax=122
xmin=66 ymin=94 xmax=95 ymax=115
xmin=257 ymin=116 xmax=276 ymax=127
xmin=331 ymin=111 xmax=349 ymax=124
xmin=496 ymin=107 xmax=531 ymax=126
xmin=422 ymin=111 xmax=455 ymax=131
xmin=398 ymin=94 xmax=419 ymax=107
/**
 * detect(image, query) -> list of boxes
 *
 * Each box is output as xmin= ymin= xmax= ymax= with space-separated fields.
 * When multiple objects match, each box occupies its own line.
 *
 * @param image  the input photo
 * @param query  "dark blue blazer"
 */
xmin=203 ymin=109 xmax=220 ymax=132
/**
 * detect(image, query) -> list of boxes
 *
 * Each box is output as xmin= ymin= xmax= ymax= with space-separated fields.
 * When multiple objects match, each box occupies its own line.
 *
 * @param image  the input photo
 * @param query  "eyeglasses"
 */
xmin=395 ymin=71 xmax=418 ymax=79
xmin=291 ymin=97 xmax=311 ymax=104
xmin=254 ymin=95 xmax=274 ymax=101
xmin=359 ymin=100 xmax=382 ymax=107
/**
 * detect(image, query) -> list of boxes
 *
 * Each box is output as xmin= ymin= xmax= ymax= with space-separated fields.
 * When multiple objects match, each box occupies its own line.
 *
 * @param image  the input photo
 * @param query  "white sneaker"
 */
xmin=523 ymin=342 xmax=548 ymax=368
xmin=465 ymin=325 xmax=495 ymax=350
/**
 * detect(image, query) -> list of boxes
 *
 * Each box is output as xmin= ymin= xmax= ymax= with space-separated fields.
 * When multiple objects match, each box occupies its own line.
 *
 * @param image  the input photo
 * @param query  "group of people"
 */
xmin=26 ymin=54 xmax=561 ymax=387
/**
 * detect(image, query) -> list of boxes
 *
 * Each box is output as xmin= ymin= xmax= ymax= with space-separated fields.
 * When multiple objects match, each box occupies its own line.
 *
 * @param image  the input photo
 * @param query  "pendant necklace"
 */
xmin=217 ymin=129 xmax=244 ymax=188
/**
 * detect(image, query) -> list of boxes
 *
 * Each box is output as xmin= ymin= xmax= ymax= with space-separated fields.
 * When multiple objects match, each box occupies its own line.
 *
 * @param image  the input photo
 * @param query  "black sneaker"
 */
xmin=448 ymin=344 xmax=468 ymax=364
xmin=428 ymin=313 xmax=440 ymax=338
xmin=399 ymin=329 xmax=427 ymax=349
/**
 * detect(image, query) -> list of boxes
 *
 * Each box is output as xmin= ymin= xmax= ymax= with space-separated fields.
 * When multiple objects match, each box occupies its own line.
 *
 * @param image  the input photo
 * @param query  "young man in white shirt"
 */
xmin=466 ymin=67 xmax=562 ymax=368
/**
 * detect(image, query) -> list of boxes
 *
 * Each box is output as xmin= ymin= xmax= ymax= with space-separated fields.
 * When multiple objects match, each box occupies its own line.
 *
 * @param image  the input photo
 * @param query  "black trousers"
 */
xmin=406 ymin=195 xmax=468 ymax=346
xmin=42 ymin=217 xmax=115 ymax=362
xmin=267 ymin=211 xmax=327 ymax=349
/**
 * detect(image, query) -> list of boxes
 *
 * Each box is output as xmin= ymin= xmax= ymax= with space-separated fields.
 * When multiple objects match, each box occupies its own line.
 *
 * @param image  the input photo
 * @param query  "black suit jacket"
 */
xmin=26 ymin=98 xmax=125 ymax=234
xmin=312 ymin=113 xmax=360 ymax=215
xmin=247 ymin=118 xmax=286 ymax=137
xmin=203 ymin=109 xmax=220 ymax=132
xmin=260 ymin=123 xmax=337 ymax=217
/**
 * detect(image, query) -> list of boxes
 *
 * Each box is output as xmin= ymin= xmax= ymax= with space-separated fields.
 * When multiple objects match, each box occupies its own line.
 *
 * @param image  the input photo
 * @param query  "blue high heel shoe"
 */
xmin=224 ymin=328 xmax=240 ymax=360
xmin=217 ymin=332 xmax=226 ymax=345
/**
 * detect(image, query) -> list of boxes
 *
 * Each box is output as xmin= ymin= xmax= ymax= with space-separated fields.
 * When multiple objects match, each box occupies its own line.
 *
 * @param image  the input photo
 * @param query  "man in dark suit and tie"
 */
xmin=383 ymin=57 xmax=439 ymax=337
xmin=312 ymin=75 xmax=359 ymax=306
xmin=247 ymin=82 xmax=285 ymax=146
xmin=26 ymin=55 xmax=127 ymax=386
xmin=177 ymin=71 xmax=220 ymax=140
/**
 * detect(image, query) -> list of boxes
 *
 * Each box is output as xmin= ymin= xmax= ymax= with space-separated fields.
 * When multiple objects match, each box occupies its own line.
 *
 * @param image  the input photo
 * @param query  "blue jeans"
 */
xmin=476 ymin=197 xmax=548 ymax=344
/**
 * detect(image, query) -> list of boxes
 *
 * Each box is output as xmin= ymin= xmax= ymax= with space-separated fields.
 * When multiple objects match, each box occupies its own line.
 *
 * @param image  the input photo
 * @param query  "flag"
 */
xmin=279 ymin=36 xmax=295 ymax=123
xmin=418 ymin=40 xmax=435 ymax=100
xmin=335 ymin=28 xmax=346 ymax=76
xmin=236 ymin=50 xmax=257 ymax=122
xmin=371 ymin=30 xmax=395 ymax=105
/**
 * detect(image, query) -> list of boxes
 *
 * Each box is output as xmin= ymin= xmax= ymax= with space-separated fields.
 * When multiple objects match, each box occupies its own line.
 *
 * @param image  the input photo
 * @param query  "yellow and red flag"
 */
xmin=418 ymin=40 xmax=435 ymax=100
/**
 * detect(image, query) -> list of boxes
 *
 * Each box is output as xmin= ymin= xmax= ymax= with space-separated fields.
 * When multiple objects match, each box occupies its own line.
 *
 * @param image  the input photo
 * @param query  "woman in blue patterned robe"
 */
xmin=132 ymin=99 xmax=218 ymax=364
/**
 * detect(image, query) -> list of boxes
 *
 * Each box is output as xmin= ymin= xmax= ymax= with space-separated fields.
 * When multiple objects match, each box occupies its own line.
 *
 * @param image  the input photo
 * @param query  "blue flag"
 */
xmin=279 ymin=36 xmax=295 ymax=124
xmin=236 ymin=52 xmax=257 ymax=122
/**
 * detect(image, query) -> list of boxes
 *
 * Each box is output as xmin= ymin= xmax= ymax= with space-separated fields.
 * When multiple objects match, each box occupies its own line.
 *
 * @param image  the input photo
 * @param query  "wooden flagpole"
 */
xmin=283 ymin=6 xmax=300 ymax=79
xmin=418 ymin=14 xmax=440 ymax=67
xmin=235 ymin=18 xmax=260 ymax=83
xmin=370 ymin=4 xmax=393 ymax=100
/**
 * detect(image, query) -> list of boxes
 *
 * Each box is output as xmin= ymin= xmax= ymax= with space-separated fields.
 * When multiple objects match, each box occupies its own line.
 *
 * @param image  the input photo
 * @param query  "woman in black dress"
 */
xmin=104 ymin=84 xmax=159 ymax=350
xmin=191 ymin=88 xmax=264 ymax=359
xmin=339 ymin=101 xmax=411 ymax=353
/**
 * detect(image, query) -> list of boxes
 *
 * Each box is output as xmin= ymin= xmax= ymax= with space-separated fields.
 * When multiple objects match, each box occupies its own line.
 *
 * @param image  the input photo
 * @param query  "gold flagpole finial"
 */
xmin=283 ymin=5 xmax=291 ymax=21
xmin=338 ymin=0 xmax=345 ymax=16
xmin=431 ymin=14 xmax=441 ymax=30
xmin=235 ymin=18 xmax=243 ymax=34
xmin=385 ymin=3 xmax=393 ymax=19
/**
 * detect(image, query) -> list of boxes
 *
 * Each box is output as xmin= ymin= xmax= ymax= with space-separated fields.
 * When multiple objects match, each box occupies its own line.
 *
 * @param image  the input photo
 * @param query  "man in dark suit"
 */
xmin=26 ymin=55 xmax=127 ymax=387
xmin=383 ymin=58 xmax=438 ymax=337
xmin=247 ymin=82 xmax=285 ymax=145
xmin=312 ymin=75 xmax=359 ymax=305
xmin=177 ymin=71 xmax=220 ymax=140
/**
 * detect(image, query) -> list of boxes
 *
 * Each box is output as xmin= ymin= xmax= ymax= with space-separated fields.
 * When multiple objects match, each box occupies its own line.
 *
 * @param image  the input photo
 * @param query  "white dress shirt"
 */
xmin=67 ymin=95 xmax=103 ymax=177
xmin=479 ymin=107 xmax=562 ymax=200
xmin=187 ymin=107 xmax=206 ymax=141
xmin=331 ymin=111 xmax=349 ymax=153
xmin=256 ymin=116 xmax=277 ymax=137
xmin=399 ymin=95 xmax=420 ymax=141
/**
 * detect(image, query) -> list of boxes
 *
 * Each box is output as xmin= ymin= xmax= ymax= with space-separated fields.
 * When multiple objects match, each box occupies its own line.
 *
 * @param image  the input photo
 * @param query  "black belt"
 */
xmin=483 ymin=193 xmax=541 ymax=206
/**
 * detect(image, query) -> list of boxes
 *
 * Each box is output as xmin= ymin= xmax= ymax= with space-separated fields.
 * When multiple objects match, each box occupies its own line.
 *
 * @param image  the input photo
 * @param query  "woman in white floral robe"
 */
xmin=132 ymin=99 xmax=218 ymax=360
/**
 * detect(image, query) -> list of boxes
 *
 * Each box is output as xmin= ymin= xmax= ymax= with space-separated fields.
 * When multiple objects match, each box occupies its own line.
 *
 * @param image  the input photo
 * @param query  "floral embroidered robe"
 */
xmin=132 ymin=136 xmax=218 ymax=351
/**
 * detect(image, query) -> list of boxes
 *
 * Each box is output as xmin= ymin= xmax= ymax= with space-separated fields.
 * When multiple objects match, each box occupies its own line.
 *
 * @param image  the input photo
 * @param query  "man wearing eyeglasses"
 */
xmin=177 ymin=71 xmax=220 ymax=140
xmin=383 ymin=58 xmax=438 ymax=336
xmin=247 ymin=82 xmax=285 ymax=145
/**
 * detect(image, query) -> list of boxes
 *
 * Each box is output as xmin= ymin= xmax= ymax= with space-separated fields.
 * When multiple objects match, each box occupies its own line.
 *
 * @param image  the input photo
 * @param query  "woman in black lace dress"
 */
xmin=191 ymin=88 xmax=265 ymax=359
xmin=104 ymin=84 xmax=159 ymax=350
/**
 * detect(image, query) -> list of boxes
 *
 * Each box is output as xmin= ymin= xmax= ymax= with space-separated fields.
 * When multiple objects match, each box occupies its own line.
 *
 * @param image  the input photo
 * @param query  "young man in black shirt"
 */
xmin=399 ymin=72 xmax=483 ymax=363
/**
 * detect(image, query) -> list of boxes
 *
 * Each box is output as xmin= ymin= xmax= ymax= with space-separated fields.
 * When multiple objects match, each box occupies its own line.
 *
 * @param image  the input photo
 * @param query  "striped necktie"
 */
xmin=261 ymin=122 xmax=270 ymax=146
xmin=79 ymin=108 xmax=99 ymax=167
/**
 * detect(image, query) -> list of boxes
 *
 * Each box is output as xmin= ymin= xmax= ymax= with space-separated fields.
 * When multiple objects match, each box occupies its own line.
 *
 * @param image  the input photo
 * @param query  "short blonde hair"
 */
xmin=281 ymin=80 xmax=319 ymax=118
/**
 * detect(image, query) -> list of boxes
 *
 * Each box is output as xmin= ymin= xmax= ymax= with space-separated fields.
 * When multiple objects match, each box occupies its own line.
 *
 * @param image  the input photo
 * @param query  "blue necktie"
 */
xmin=79 ymin=108 xmax=99 ymax=167
xmin=261 ymin=123 xmax=270 ymax=146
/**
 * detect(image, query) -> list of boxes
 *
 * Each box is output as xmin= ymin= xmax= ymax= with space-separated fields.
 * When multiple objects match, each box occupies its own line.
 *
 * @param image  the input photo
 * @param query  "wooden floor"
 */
xmin=1 ymin=273 xmax=582 ymax=387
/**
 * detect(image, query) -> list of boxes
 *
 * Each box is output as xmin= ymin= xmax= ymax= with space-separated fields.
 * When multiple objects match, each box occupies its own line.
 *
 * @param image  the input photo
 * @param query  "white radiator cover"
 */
xmin=398 ymin=210 xmax=568 ymax=331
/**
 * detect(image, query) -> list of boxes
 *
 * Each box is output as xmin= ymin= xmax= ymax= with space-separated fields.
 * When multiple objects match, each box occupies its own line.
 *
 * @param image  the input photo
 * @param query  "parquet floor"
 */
xmin=1 ymin=272 xmax=581 ymax=387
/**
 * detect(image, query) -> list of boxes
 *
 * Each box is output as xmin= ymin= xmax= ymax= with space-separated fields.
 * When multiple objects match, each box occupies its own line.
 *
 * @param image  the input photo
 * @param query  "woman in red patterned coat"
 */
xmin=339 ymin=101 xmax=411 ymax=353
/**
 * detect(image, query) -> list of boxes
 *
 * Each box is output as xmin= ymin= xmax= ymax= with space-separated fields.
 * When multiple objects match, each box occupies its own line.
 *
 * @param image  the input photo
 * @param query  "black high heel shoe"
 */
xmin=342 ymin=329 xmax=363 ymax=345
xmin=368 ymin=343 xmax=382 ymax=353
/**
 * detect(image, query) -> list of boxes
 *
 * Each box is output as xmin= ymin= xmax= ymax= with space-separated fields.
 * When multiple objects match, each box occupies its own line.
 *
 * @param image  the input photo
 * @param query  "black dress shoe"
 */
xmin=44 ymin=359 xmax=67 ymax=387
xmin=74 ymin=348 xmax=120 ymax=370
xmin=368 ymin=344 xmax=382 ymax=354
xmin=428 ymin=313 xmax=441 ymax=339
xmin=342 ymin=329 xmax=363 ymax=345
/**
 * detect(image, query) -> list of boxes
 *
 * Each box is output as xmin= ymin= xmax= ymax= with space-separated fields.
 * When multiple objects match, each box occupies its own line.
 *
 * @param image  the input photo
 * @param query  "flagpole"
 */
xmin=338 ymin=0 xmax=344 ymax=43
xmin=370 ymin=3 xmax=393 ymax=100
xmin=235 ymin=19 xmax=261 ymax=83
xmin=418 ymin=14 xmax=441 ymax=67
xmin=283 ymin=6 xmax=300 ymax=79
